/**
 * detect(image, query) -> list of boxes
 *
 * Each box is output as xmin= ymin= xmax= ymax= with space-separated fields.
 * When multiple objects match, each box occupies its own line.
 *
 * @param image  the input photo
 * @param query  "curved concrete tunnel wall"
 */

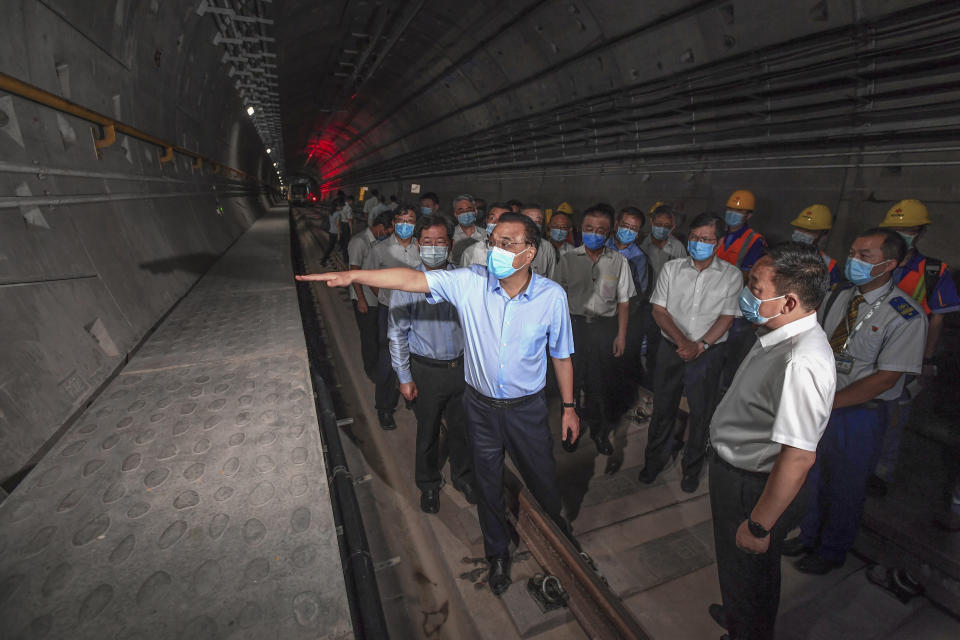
xmin=0 ymin=1 xmax=275 ymax=482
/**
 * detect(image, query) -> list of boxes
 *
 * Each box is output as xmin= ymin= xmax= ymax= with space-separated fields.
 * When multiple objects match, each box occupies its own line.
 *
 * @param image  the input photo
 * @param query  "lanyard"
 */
xmin=841 ymin=286 xmax=894 ymax=352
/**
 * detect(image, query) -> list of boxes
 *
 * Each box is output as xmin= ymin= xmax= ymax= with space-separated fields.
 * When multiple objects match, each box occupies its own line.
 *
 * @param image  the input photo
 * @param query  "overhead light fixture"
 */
xmin=266 ymin=147 xmax=272 ymax=154
xmin=246 ymin=106 xmax=255 ymax=116
xmin=273 ymin=162 xmax=278 ymax=167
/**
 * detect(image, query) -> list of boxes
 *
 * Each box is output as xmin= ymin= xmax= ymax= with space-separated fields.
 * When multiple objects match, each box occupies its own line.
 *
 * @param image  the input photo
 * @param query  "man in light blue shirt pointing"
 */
xmin=298 ymin=212 xmax=580 ymax=597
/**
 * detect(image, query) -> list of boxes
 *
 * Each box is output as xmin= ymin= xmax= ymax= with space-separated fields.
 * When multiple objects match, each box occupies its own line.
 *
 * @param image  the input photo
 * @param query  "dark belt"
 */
xmin=572 ymin=314 xmax=617 ymax=325
xmin=710 ymin=448 xmax=771 ymax=479
xmin=468 ymin=386 xmax=542 ymax=409
xmin=410 ymin=353 xmax=464 ymax=369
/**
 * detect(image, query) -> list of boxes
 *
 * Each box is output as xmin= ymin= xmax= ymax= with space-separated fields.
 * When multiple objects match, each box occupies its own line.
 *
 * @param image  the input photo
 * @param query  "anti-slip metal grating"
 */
xmin=328 ymin=2 xmax=960 ymax=185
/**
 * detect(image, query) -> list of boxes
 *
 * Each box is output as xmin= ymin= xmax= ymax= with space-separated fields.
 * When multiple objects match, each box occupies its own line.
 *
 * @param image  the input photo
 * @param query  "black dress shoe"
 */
xmin=378 ymin=411 xmax=396 ymax=430
xmin=488 ymin=555 xmax=512 ymax=596
xmin=680 ymin=473 xmax=699 ymax=493
xmin=594 ymin=434 xmax=614 ymax=456
xmin=455 ymin=483 xmax=478 ymax=505
xmin=781 ymin=536 xmax=812 ymax=558
xmin=795 ymin=553 xmax=843 ymax=575
xmin=420 ymin=488 xmax=440 ymax=514
xmin=708 ymin=603 xmax=729 ymax=630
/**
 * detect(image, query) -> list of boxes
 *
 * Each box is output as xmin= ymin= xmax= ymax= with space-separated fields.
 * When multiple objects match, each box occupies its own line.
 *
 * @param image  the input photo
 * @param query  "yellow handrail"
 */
xmin=0 ymin=71 xmax=267 ymax=186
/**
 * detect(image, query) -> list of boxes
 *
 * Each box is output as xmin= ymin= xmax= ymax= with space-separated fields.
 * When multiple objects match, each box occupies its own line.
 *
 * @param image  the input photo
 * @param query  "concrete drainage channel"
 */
xmin=289 ymin=210 xmax=389 ymax=639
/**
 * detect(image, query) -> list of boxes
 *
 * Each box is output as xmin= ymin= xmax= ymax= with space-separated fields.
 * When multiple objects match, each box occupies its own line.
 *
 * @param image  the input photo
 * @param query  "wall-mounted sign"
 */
xmin=410 ymin=183 xmax=421 ymax=194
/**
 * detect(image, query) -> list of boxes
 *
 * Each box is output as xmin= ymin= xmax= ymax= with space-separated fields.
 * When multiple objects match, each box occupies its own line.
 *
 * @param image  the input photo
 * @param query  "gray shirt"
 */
xmin=818 ymin=281 xmax=927 ymax=401
xmin=640 ymin=234 xmax=688 ymax=285
xmin=531 ymin=239 xmax=557 ymax=280
xmin=555 ymin=246 xmax=635 ymax=317
xmin=710 ymin=313 xmax=836 ymax=472
xmin=347 ymin=228 xmax=379 ymax=306
xmin=362 ymin=234 xmax=421 ymax=305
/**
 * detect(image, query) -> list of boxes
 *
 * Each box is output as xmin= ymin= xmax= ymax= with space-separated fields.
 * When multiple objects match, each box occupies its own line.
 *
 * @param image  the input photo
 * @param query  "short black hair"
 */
xmin=583 ymin=204 xmax=615 ymax=230
xmin=689 ymin=212 xmax=726 ymax=240
xmin=487 ymin=201 xmax=513 ymax=213
xmin=495 ymin=212 xmax=541 ymax=250
xmin=858 ymin=227 xmax=907 ymax=264
xmin=766 ymin=242 xmax=830 ymax=310
xmin=550 ymin=211 xmax=572 ymax=225
xmin=618 ymin=206 xmax=646 ymax=228
xmin=372 ymin=210 xmax=394 ymax=229
xmin=506 ymin=199 xmax=523 ymax=209
xmin=596 ymin=202 xmax=616 ymax=217
xmin=651 ymin=203 xmax=675 ymax=222
xmin=414 ymin=213 xmax=454 ymax=241
xmin=420 ymin=191 xmax=439 ymax=205
xmin=394 ymin=203 xmax=420 ymax=220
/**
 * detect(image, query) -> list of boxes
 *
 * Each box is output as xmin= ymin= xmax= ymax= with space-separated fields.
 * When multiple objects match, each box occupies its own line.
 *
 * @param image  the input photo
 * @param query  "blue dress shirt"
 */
xmin=424 ymin=265 xmax=575 ymax=399
xmin=606 ymin=236 xmax=650 ymax=295
xmin=388 ymin=265 xmax=465 ymax=384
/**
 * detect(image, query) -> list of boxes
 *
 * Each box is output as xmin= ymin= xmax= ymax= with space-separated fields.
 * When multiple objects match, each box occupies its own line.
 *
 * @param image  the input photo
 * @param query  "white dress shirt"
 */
xmin=710 ymin=313 xmax=837 ymax=472
xmin=347 ymin=228 xmax=379 ymax=306
xmin=555 ymin=246 xmax=636 ymax=317
xmin=649 ymin=256 xmax=741 ymax=343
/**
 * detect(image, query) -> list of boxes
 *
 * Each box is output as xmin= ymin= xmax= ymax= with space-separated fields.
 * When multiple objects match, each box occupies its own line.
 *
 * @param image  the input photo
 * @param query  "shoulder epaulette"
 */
xmin=889 ymin=296 xmax=920 ymax=320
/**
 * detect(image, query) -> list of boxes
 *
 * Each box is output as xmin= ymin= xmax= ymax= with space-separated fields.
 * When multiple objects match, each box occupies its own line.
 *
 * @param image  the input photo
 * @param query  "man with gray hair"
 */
xmin=520 ymin=203 xmax=557 ymax=280
xmin=451 ymin=194 xmax=486 ymax=265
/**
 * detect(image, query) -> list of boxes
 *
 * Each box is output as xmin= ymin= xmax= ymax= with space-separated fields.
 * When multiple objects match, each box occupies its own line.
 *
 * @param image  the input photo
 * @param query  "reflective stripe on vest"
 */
xmin=718 ymin=229 xmax=760 ymax=268
xmin=896 ymin=257 xmax=944 ymax=315
xmin=821 ymin=251 xmax=837 ymax=273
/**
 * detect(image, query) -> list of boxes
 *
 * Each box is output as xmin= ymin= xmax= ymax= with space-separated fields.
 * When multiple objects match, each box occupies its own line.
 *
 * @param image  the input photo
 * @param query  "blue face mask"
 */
xmin=738 ymin=286 xmax=785 ymax=325
xmin=420 ymin=246 xmax=448 ymax=268
xmin=457 ymin=211 xmax=476 ymax=226
xmin=687 ymin=240 xmax=715 ymax=261
xmin=844 ymin=256 xmax=890 ymax=286
xmin=420 ymin=206 xmax=433 ymax=216
xmin=395 ymin=222 xmax=415 ymax=240
xmin=486 ymin=222 xmax=496 ymax=235
xmin=549 ymin=228 xmax=568 ymax=242
xmin=897 ymin=231 xmax=918 ymax=249
xmin=486 ymin=246 xmax=529 ymax=279
xmin=651 ymin=226 xmax=671 ymax=241
xmin=725 ymin=209 xmax=745 ymax=228
xmin=616 ymin=227 xmax=638 ymax=244
xmin=791 ymin=229 xmax=816 ymax=245
xmin=582 ymin=232 xmax=606 ymax=250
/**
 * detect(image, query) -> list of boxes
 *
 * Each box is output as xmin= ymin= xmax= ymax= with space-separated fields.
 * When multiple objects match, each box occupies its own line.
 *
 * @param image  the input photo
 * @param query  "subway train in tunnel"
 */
xmin=2 ymin=1 xmax=960 ymax=638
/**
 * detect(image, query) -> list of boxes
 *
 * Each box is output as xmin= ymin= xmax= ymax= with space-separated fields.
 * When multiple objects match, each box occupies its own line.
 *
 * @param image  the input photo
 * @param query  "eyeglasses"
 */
xmin=486 ymin=238 xmax=532 ymax=253
xmin=688 ymin=233 xmax=717 ymax=244
xmin=419 ymin=239 xmax=450 ymax=247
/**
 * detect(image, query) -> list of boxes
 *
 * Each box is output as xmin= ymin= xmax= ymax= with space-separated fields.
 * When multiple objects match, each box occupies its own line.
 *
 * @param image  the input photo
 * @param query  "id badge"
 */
xmin=835 ymin=353 xmax=854 ymax=375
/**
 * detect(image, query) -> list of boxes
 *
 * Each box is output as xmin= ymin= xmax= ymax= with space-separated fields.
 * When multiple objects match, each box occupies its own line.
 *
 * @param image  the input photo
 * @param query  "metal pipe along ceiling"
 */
xmin=323 ymin=2 xmax=960 ymax=188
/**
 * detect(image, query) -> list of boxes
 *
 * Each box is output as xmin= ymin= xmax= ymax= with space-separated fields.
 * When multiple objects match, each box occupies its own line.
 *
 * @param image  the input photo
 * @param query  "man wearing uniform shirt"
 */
xmin=348 ymin=211 xmax=394 ymax=382
xmin=870 ymin=199 xmax=960 ymax=495
xmin=363 ymin=205 xmax=421 ymax=430
xmin=640 ymin=212 xmax=742 ymax=493
xmin=707 ymin=243 xmax=836 ymax=640
xmin=547 ymin=210 xmax=576 ymax=260
xmin=451 ymin=194 xmax=485 ymax=266
xmin=556 ymin=206 xmax=636 ymax=455
xmin=639 ymin=203 xmax=688 ymax=384
xmin=783 ymin=228 xmax=927 ymax=574
xmin=461 ymin=202 xmax=511 ymax=267
xmin=298 ymin=212 xmax=580 ymax=596
xmin=608 ymin=206 xmax=651 ymax=383
xmin=521 ymin=204 xmax=557 ymax=279
xmin=388 ymin=215 xmax=475 ymax=514
xmin=789 ymin=204 xmax=842 ymax=290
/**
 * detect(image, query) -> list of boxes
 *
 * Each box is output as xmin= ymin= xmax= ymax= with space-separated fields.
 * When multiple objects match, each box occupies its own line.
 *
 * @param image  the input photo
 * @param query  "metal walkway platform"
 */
xmin=0 ymin=212 xmax=353 ymax=640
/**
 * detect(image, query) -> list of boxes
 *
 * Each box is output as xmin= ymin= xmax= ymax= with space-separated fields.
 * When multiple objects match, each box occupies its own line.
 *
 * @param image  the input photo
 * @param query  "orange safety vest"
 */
xmin=896 ymin=257 xmax=946 ymax=315
xmin=718 ymin=228 xmax=763 ymax=268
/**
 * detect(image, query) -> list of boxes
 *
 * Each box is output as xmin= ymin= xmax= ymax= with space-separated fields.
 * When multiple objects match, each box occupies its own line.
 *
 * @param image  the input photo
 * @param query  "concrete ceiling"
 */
xmin=273 ymin=0 xmax=942 ymax=186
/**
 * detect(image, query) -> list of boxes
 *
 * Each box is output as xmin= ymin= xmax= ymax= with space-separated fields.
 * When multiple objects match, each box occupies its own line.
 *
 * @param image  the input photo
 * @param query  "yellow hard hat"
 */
xmin=556 ymin=201 xmax=574 ymax=215
xmin=879 ymin=199 xmax=931 ymax=227
xmin=648 ymin=201 xmax=665 ymax=214
xmin=726 ymin=190 xmax=755 ymax=211
xmin=791 ymin=204 xmax=832 ymax=231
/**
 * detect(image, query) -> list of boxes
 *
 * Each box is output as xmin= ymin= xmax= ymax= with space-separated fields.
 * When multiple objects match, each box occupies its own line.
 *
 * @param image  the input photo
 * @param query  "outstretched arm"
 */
xmin=297 ymin=268 xmax=429 ymax=293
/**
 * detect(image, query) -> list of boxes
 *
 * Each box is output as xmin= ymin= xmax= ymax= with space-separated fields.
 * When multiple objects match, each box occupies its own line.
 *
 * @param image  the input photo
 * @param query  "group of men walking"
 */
xmin=297 ymin=189 xmax=957 ymax=640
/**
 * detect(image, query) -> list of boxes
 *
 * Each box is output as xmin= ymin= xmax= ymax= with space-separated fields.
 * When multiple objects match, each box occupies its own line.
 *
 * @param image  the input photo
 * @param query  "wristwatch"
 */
xmin=747 ymin=518 xmax=770 ymax=539
xmin=561 ymin=401 xmax=576 ymax=409
xmin=700 ymin=340 xmax=710 ymax=351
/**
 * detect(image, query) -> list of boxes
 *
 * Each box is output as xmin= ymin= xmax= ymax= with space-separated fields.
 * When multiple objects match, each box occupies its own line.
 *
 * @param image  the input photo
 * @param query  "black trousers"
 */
xmin=710 ymin=453 xmax=806 ymax=640
xmin=375 ymin=305 xmax=400 ymax=413
xmin=410 ymin=358 xmax=473 ymax=492
xmin=643 ymin=339 xmax=726 ymax=478
xmin=639 ymin=302 xmax=661 ymax=388
xmin=339 ymin=223 xmax=352 ymax=262
xmin=352 ymin=300 xmax=379 ymax=383
xmin=572 ymin=315 xmax=619 ymax=437
xmin=462 ymin=386 xmax=568 ymax=558
xmin=320 ymin=232 xmax=338 ymax=263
